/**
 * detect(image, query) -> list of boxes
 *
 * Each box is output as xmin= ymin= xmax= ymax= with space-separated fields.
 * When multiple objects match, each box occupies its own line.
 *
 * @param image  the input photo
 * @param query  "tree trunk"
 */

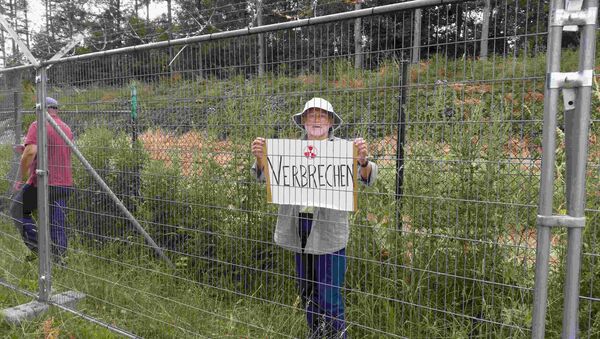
xmin=0 ymin=29 xmax=6 ymax=69
xmin=257 ymin=0 xmax=264 ymax=76
xmin=412 ymin=9 xmax=422 ymax=64
xmin=45 ymin=0 xmax=50 ymax=39
xmin=9 ymin=0 xmax=16 ymax=54
xmin=23 ymin=0 xmax=30 ymax=48
xmin=354 ymin=1 xmax=362 ymax=70
xmin=167 ymin=0 xmax=173 ymax=76
xmin=480 ymin=0 xmax=491 ymax=59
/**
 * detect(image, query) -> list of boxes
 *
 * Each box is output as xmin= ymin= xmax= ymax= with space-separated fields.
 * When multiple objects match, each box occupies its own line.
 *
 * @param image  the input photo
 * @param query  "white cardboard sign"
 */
xmin=264 ymin=139 xmax=357 ymax=212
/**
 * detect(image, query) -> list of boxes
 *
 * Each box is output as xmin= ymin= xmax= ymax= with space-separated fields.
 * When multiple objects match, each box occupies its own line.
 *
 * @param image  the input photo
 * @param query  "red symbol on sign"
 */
xmin=304 ymin=145 xmax=317 ymax=159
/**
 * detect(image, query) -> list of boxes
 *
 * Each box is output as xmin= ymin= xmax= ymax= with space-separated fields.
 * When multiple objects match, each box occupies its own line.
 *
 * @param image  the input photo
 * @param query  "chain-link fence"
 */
xmin=1 ymin=0 xmax=599 ymax=337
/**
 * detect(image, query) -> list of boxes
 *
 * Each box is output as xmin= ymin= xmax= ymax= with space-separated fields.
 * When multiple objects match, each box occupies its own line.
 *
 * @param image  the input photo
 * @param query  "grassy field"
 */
xmin=0 ymin=50 xmax=599 ymax=337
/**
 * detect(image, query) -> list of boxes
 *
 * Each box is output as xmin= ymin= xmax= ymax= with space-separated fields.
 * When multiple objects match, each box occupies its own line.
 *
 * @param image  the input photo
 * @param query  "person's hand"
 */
xmin=252 ymin=137 xmax=266 ymax=159
xmin=252 ymin=137 xmax=266 ymax=171
xmin=13 ymin=144 xmax=24 ymax=154
xmin=354 ymin=138 xmax=369 ymax=166
xmin=13 ymin=181 xmax=23 ymax=191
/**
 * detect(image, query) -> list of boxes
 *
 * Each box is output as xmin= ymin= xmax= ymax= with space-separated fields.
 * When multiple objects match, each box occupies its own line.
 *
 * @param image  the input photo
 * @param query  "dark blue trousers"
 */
xmin=295 ymin=215 xmax=347 ymax=338
xmin=10 ymin=184 xmax=71 ymax=257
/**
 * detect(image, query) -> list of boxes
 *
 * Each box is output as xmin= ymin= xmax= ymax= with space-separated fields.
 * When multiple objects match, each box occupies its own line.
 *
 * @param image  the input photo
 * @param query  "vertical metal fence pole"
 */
xmin=354 ymin=1 xmax=362 ymax=69
xmin=562 ymin=0 xmax=597 ymax=336
xmin=35 ymin=67 xmax=52 ymax=302
xmin=395 ymin=60 xmax=408 ymax=230
xmin=257 ymin=0 xmax=264 ymax=77
xmin=131 ymin=83 xmax=138 ymax=143
xmin=532 ymin=0 xmax=564 ymax=336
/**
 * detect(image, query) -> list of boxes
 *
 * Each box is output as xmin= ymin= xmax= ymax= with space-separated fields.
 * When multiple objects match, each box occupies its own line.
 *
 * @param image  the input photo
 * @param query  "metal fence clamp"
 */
xmin=537 ymin=215 xmax=586 ymax=228
xmin=547 ymin=69 xmax=594 ymax=110
xmin=553 ymin=0 xmax=598 ymax=31
xmin=551 ymin=7 xmax=597 ymax=29
xmin=35 ymin=169 xmax=48 ymax=176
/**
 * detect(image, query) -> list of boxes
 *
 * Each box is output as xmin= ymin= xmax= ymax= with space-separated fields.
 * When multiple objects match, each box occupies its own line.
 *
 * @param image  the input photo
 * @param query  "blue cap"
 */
xmin=46 ymin=97 xmax=58 ymax=108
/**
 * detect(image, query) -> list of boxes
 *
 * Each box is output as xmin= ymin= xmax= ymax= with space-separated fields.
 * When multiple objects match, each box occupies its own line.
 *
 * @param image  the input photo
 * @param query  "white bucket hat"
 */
xmin=46 ymin=97 xmax=59 ymax=108
xmin=292 ymin=97 xmax=343 ymax=131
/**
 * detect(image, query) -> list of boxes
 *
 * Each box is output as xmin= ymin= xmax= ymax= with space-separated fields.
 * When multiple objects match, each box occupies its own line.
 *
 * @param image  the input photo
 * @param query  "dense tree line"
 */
xmin=0 ymin=0 xmax=565 ymax=85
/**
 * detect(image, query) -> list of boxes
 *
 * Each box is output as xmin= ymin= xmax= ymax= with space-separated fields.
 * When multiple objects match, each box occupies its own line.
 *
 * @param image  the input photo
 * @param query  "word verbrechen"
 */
xmin=267 ymin=156 xmax=353 ymax=188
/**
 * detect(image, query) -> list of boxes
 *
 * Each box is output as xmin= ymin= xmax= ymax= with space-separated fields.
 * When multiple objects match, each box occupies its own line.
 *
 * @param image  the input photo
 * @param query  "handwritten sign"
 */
xmin=263 ymin=139 xmax=357 ymax=212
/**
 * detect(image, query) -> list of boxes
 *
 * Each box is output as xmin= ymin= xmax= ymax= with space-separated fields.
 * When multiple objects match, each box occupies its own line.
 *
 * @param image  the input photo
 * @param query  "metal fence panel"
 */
xmin=0 ymin=0 xmax=598 ymax=337
xmin=0 ymin=88 xmax=39 ymax=297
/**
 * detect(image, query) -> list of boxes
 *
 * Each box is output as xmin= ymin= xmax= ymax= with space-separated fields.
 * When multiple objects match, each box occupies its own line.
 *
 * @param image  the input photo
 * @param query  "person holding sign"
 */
xmin=251 ymin=98 xmax=377 ymax=338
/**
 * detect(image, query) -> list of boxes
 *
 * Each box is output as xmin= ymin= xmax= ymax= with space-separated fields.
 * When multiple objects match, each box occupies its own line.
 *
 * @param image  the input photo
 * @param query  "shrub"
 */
xmin=69 ymin=127 xmax=148 ymax=246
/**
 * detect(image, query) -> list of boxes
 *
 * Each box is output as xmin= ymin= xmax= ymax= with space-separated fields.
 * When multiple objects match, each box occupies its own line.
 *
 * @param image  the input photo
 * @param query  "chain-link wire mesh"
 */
xmin=0 ymin=0 xmax=599 ymax=337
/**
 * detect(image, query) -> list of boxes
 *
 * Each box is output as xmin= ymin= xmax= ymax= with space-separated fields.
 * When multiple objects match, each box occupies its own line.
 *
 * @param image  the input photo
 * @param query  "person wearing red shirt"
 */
xmin=10 ymin=97 xmax=73 ymax=262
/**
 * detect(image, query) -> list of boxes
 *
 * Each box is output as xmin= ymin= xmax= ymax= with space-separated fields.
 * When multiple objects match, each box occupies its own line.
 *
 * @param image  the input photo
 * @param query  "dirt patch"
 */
xmin=333 ymin=78 xmax=365 ymax=89
xmin=297 ymin=75 xmax=318 ymax=85
xmin=524 ymin=91 xmax=544 ymax=102
xmin=410 ymin=61 xmax=431 ymax=82
xmin=455 ymin=97 xmax=482 ymax=106
xmin=505 ymin=137 xmax=542 ymax=173
xmin=139 ymin=130 xmax=235 ymax=176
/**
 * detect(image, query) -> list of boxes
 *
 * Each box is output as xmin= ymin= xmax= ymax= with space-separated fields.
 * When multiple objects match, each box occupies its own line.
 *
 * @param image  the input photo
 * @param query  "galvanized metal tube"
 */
xmin=48 ymin=300 xmax=141 ymax=338
xmin=36 ymin=68 xmax=52 ymax=302
xmin=532 ymin=0 xmax=564 ymax=336
xmin=0 ymin=14 xmax=39 ymax=67
xmin=0 ymin=277 xmax=38 ymax=299
xmin=44 ymin=112 xmax=175 ymax=269
xmin=562 ymin=0 xmax=598 ymax=336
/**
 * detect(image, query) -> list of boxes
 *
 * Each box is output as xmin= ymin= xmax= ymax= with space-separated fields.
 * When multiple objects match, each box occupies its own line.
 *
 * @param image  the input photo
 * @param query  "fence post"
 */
xmin=354 ymin=1 xmax=363 ymax=69
xmin=561 ymin=0 xmax=597 ymax=336
xmin=395 ymin=60 xmax=409 ymax=230
xmin=480 ymin=0 xmax=490 ymax=59
xmin=257 ymin=0 xmax=265 ymax=77
xmin=532 ymin=0 xmax=597 ymax=337
xmin=532 ymin=0 xmax=565 ymax=334
xmin=130 ymin=83 xmax=138 ymax=143
xmin=35 ymin=67 xmax=52 ymax=302
xmin=411 ymin=9 xmax=422 ymax=64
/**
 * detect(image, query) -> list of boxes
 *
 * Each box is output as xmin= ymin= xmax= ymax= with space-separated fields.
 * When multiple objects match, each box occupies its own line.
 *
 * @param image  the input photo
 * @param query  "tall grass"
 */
xmin=1 ymin=51 xmax=599 ymax=337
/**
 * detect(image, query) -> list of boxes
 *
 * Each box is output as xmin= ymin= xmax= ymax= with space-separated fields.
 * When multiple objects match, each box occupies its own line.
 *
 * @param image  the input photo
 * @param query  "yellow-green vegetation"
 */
xmin=1 ymin=52 xmax=599 ymax=337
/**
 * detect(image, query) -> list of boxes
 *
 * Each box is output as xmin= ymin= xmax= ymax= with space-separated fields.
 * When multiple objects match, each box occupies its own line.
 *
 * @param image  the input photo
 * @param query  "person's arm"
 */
xmin=20 ymin=144 xmax=37 ymax=182
xmin=251 ymin=137 xmax=267 ymax=182
xmin=359 ymin=160 xmax=378 ymax=187
xmin=358 ymin=159 xmax=372 ymax=181
xmin=354 ymin=138 xmax=377 ymax=186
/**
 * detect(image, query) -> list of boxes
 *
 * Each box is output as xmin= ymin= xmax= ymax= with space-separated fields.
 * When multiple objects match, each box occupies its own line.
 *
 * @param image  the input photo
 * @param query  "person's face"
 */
xmin=303 ymin=108 xmax=333 ymax=140
xmin=48 ymin=106 xmax=58 ymax=115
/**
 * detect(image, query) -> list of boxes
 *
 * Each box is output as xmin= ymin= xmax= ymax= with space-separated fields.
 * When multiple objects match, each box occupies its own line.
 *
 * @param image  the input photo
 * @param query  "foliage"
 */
xmin=69 ymin=127 xmax=148 ymax=244
xmin=0 ymin=50 xmax=598 ymax=338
